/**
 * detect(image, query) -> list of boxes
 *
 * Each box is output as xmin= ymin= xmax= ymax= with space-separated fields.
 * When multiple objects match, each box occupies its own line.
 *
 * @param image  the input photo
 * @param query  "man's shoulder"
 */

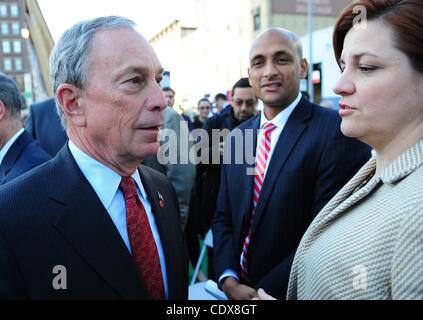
xmin=310 ymin=101 xmax=340 ymax=119
xmin=139 ymin=164 xmax=170 ymax=186
xmin=22 ymin=139 xmax=52 ymax=163
xmin=234 ymin=114 xmax=260 ymax=131
xmin=30 ymin=98 xmax=56 ymax=115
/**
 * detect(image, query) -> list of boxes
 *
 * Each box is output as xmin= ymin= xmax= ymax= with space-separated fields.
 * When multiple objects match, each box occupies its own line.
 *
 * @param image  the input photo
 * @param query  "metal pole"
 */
xmin=308 ymin=0 xmax=314 ymax=102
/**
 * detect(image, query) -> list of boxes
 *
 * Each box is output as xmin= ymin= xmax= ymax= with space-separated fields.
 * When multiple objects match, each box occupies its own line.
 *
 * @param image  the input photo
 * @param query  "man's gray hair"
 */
xmin=49 ymin=16 xmax=136 ymax=127
xmin=0 ymin=72 xmax=22 ymax=119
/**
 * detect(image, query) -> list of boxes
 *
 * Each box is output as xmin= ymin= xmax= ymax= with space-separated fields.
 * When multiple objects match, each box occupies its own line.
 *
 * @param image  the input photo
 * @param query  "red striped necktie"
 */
xmin=240 ymin=122 xmax=276 ymax=281
xmin=120 ymin=176 xmax=164 ymax=300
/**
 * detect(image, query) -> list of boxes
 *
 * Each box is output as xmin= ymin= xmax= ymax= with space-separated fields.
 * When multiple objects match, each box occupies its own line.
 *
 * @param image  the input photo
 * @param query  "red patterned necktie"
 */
xmin=240 ymin=122 xmax=276 ymax=281
xmin=120 ymin=176 xmax=164 ymax=300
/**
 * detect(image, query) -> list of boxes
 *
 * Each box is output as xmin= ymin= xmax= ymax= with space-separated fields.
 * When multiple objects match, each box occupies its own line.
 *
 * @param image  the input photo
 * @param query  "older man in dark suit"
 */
xmin=212 ymin=28 xmax=371 ymax=300
xmin=0 ymin=73 xmax=50 ymax=186
xmin=0 ymin=16 xmax=188 ymax=300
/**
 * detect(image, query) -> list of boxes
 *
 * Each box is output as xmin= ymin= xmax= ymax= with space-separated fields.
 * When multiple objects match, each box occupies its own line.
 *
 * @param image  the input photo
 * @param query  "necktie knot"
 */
xmin=120 ymin=176 xmax=138 ymax=200
xmin=262 ymin=122 xmax=276 ymax=135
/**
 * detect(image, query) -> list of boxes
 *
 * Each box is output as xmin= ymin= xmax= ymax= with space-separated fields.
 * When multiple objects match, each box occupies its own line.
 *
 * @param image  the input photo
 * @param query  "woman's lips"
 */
xmin=339 ymin=103 xmax=356 ymax=117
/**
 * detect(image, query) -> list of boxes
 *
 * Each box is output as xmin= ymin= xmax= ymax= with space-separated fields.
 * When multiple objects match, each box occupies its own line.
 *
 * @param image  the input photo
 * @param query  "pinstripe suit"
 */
xmin=288 ymin=139 xmax=423 ymax=300
xmin=212 ymin=98 xmax=371 ymax=299
xmin=0 ymin=145 xmax=188 ymax=299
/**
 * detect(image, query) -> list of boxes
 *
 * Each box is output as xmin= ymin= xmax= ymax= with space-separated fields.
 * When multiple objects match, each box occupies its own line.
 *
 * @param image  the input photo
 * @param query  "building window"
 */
xmin=3 ymin=58 xmax=12 ymax=71
xmin=10 ymin=3 xmax=19 ymax=17
xmin=13 ymin=40 xmax=22 ymax=53
xmin=11 ymin=22 xmax=19 ymax=35
xmin=252 ymin=7 xmax=261 ymax=31
xmin=0 ymin=3 xmax=7 ymax=17
xmin=1 ymin=22 xmax=8 ymax=35
xmin=14 ymin=57 xmax=23 ymax=71
xmin=2 ymin=40 xmax=11 ymax=54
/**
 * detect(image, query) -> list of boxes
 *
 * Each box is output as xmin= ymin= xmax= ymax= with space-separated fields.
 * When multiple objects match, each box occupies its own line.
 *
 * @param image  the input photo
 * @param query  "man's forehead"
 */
xmin=250 ymin=30 xmax=299 ymax=58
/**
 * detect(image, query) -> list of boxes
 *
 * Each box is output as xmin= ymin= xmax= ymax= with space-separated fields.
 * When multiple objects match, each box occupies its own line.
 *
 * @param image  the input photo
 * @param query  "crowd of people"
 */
xmin=0 ymin=0 xmax=422 ymax=300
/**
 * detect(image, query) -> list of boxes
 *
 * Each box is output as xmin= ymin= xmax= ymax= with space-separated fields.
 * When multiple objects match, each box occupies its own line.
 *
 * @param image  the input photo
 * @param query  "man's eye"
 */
xmin=252 ymin=60 xmax=262 ymax=67
xmin=126 ymin=77 xmax=144 ymax=85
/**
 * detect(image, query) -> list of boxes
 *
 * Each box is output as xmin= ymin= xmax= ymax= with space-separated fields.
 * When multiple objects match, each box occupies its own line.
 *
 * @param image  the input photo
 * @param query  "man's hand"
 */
xmin=253 ymin=288 xmax=277 ymax=300
xmin=222 ymin=277 xmax=258 ymax=300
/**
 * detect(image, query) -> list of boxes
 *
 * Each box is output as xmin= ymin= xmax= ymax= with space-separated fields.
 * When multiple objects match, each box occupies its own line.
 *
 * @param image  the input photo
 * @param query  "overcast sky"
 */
xmin=37 ymin=0 xmax=195 ymax=41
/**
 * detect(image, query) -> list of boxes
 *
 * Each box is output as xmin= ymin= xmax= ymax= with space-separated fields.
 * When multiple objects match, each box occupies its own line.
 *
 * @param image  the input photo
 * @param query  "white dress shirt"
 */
xmin=0 ymin=128 xmax=24 ymax=165
xmin=68 ymin=140 xmax=169 ymax=299
xmin=219 ymin=92 xmax=302 ymax=285
xmin=256 ymin=92 xmax=301 ymax=178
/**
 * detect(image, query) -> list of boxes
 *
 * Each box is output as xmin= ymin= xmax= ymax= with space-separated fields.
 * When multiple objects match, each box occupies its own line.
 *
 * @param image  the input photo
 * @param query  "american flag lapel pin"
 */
xmin=157 ymin=191 xmax=165 ymax=208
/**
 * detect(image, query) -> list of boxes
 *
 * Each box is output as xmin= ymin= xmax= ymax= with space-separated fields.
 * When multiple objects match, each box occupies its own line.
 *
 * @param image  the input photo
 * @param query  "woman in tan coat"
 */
xmin=258 ymin=0 xmax=423 ymax=300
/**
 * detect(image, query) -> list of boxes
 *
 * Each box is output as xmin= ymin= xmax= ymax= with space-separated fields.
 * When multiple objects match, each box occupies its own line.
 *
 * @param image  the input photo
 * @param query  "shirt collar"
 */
xmin=0 ymin=128 xmax=24 ymax=165
xmin=68 ymin=140 xmax=145 ymax=210
xmin=260 ymin=92 xmax=302 ymax=129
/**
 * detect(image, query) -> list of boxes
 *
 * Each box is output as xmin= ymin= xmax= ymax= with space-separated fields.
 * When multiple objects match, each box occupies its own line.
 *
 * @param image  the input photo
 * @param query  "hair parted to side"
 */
xmin=0 ymin=72 xmax=22 ymax=119
xmin=333 ymin=0 xmax=423 ymax=73
xmin=49 ymin=16 xmax=137 ymax=128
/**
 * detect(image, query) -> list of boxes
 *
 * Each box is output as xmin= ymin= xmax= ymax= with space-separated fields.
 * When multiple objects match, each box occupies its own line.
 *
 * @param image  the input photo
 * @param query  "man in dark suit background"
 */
xmin=0 ymin=73 xmax=51 ymax=186
xmin=25 ymin=97 xmax=67 ymax=157
xmin=0 ymin=16 xmax=188 ymax=300
xmin=212 ymin=28 xmax=371 ymax=299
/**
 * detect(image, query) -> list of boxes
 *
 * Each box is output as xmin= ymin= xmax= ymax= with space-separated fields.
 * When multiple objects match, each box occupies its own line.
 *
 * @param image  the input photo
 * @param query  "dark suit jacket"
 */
xmin=0 ymin=145 xmax=188 ymax=300
xmin=25 ymin=98 xmax=67 ymax=157
xmin=212 ymin=98 xmax=371 ymax=299
xmin=0 ymin=130 xmax=51 ymax=186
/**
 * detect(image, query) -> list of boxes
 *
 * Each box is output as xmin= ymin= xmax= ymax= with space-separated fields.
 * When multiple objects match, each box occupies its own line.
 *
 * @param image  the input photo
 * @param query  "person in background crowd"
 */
xmin=186 ymin=77 xmax=258 ymax=282
xmin=193 ymin=98 xmax=211 ymax=130
xmin=0 ymin=72 xmax=50 ymax=186
xmin=25 ymin=97 xmax=67 ymax=157
xmin=213 ymin=93 xmax=228 ymax=115
xmin=143 ymin=86 xmax=196 ymax=230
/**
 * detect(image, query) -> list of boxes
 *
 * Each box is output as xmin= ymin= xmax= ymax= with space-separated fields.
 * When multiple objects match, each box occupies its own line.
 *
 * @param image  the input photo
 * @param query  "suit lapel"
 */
xmin=251 ymin=100 xmax=311 ymax=236
xmin=137 ymin=166 xmax=177 ymax=298
xmin=50 ymin=146 xmax=148 ymax=299
xmin=0 ymin=130 xmax=32 ymax=178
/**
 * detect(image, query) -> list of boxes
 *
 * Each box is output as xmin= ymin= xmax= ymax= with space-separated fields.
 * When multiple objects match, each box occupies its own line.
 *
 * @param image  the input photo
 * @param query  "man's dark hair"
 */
xmin=214 ymin=93 xmax=227 ymax=101
xmin=162 ymin=87 xmax=175 ymax=94
xmin=232 ymin=77 xmax=252 ymax=95
xmin=0 ymin=72 xmax=22 ymax=118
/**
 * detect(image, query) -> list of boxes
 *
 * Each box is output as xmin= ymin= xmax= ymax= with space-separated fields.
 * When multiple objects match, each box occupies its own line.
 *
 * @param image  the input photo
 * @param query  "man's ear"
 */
xmin=0 ymin=100 xmax=7 ymax=121
xmin=299 ymin=58 xmax=309 ymax=79
xmin=248 ymin=68 xmax=251 ymax=85
xmin=56 ymin=84 xmax=86 ymax=127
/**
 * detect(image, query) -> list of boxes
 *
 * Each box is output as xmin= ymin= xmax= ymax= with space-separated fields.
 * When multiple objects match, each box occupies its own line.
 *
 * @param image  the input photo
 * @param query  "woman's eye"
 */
xmin=358 ymin=65 xmax=377 ymax=73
